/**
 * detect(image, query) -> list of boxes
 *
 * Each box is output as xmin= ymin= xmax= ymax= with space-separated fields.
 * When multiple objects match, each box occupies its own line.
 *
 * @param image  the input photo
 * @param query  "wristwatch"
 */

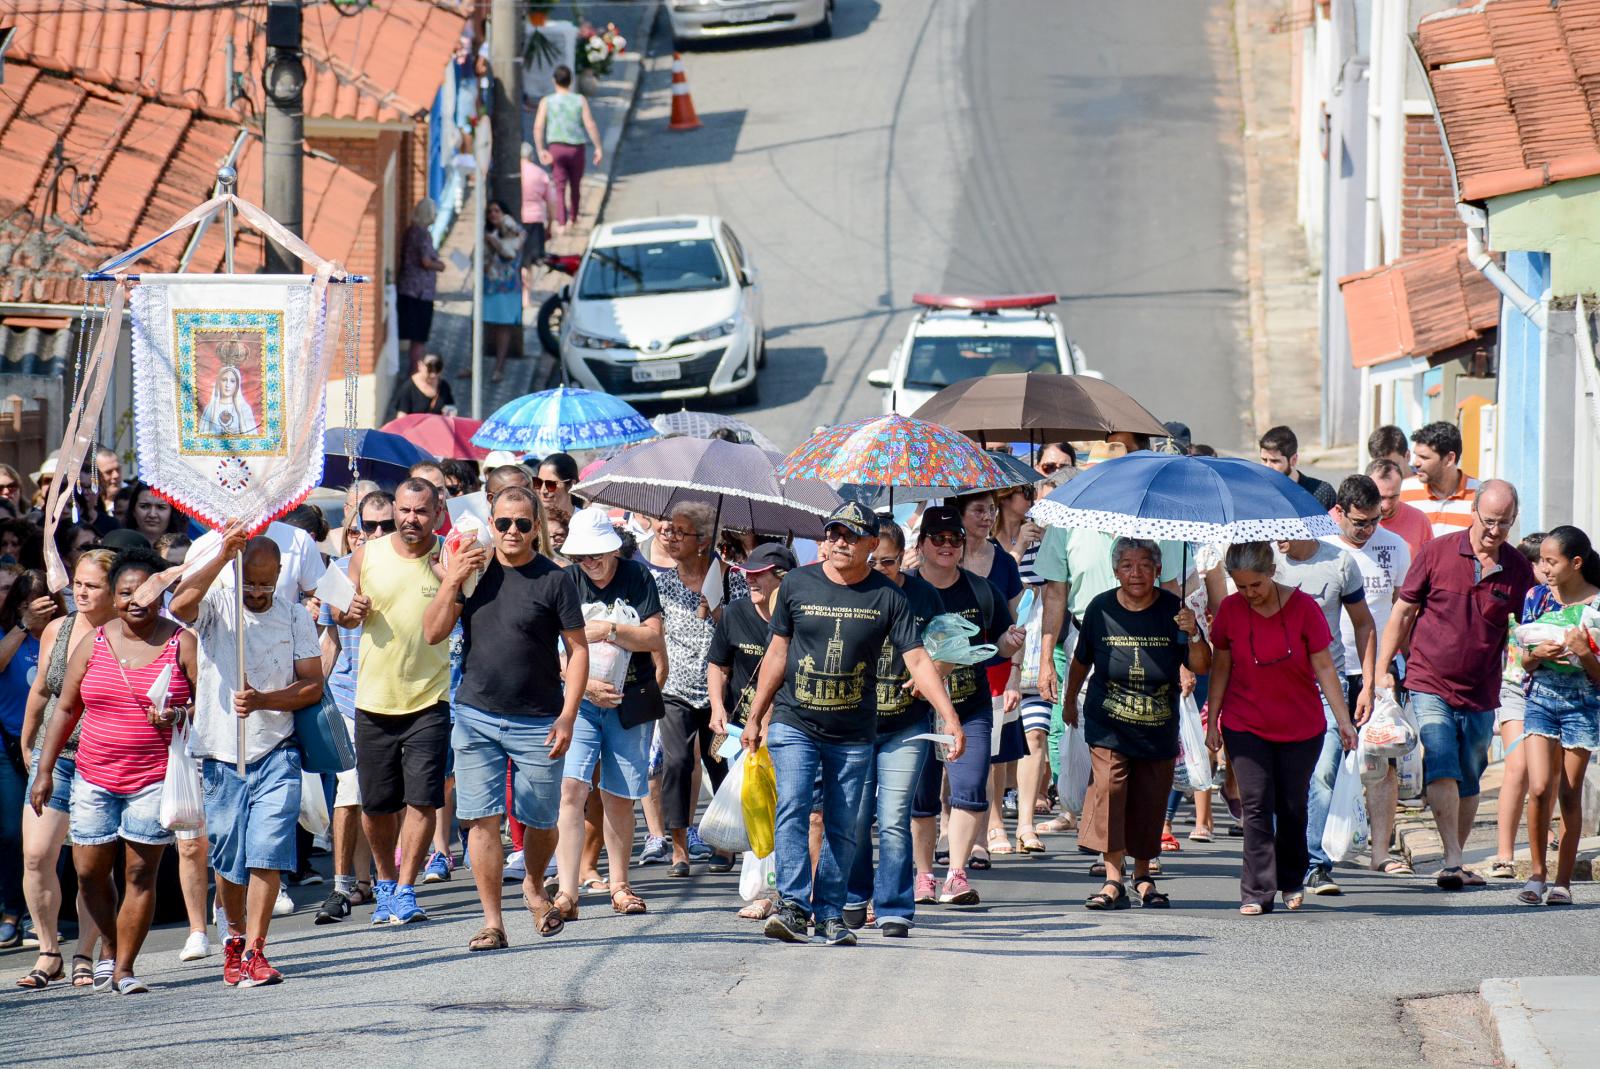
xmin=607 ymin=622 xmax=618 ymax=644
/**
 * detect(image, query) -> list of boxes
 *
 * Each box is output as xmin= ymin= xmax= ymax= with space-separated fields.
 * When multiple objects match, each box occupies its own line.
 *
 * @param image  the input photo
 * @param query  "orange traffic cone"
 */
xmin=669 ymin=52 xmax=701 ymax=132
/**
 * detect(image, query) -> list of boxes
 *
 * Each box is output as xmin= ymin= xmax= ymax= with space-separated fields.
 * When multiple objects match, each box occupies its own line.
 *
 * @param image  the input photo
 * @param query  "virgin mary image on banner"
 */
xmin=197 ymin=335 xmax=261 ymax=437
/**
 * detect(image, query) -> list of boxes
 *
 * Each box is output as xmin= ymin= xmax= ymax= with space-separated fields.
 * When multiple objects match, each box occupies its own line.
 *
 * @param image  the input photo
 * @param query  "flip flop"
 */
xmin=1187 ymin=830 xmax=1214 ymax=843
xmin=1160 ymin=832 xmax=1182 ymax=853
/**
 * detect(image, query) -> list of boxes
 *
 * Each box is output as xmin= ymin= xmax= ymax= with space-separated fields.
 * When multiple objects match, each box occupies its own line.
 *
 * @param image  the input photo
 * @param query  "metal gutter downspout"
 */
xmin=1460 ymin=202 xmax=1545 ymax=330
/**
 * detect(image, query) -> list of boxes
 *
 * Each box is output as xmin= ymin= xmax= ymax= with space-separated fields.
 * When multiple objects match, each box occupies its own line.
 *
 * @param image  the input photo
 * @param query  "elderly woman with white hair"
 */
xmin=1064 ymin=537 xmax=1210 ymax=911
xmin=398 ymin=198 xmax=446 ymax=372
xmin=651 ymin=501 xmax=747 ymax=877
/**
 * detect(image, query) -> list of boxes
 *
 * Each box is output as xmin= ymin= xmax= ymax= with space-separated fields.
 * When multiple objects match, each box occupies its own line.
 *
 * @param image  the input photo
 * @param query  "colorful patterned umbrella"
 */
xmin=380 ymin=413 xmax=489 ymax=460
xmin=778 ymin=414 xmax=1008 ymax=499
xmin=472 ymin=387 xmax=656 ymax=455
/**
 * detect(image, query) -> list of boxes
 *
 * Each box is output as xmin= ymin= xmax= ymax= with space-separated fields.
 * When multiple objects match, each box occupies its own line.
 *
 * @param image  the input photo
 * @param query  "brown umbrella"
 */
xmin=910 ymin=372 xmax=1171 ymax=443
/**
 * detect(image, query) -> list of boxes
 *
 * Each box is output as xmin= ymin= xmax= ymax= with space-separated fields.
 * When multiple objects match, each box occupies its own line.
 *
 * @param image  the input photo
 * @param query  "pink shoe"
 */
xmin=939 ymin=869 xmax=980 ymax=905
xmin=913 ymin=872 xmax=938 ymax=904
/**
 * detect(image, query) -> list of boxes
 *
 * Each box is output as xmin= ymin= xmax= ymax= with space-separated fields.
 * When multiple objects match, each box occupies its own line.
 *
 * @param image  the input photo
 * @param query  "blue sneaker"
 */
xmin=686 ymin=826 xmax=714 ymax=861
xmin=370 ymin=880 xmax=396 ymax=926
xmin=639 ymin=835 xmax=670 ymax=865
xmin=389 ymin=884 xmax=429 ymax=925
xmin=422 ymin=850 xmax=454 ymax=884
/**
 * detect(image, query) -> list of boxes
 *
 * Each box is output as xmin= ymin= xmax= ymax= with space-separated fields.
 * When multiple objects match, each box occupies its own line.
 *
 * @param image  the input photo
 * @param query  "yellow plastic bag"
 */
xmin=741 ymin=746 xmax=777 ymax=859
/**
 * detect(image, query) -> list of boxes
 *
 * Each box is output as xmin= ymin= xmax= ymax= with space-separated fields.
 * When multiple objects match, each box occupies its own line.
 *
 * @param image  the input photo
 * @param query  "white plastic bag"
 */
xmin=1397 ymin=742 xmax=1424 ymax=800
xmin=698 ymin=751 xmax=750 ymax=854
xmin=1178 ymin=693 xmax=1210 ymax=793
xmin=738 ymin=849 xmax=776 ymax=902
xmin=1058 ymin=713 xmax=1092 ymax=815
xmin=297 ymin=771 xmax=329 ymax=838
xmin=159 ymin=724 xmax=204 ymax=832
xmin=1357 ymin=726 xmax=1388 ymax=785
xmin=1320 ymin=749 xmax=1370 ymax=863
xmin=1362 ymin=689 xmax=1417 ymax=757
xmin=582 ymin=601 xmax=640 ymax=689
xmin=1018 ymin=588 xmax=1044 ymax=691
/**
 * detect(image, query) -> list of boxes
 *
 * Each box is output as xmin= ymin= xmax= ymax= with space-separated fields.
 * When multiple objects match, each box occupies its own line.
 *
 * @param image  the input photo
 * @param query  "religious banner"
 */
xmin=128 ymin=275 xmax=340 ymax=531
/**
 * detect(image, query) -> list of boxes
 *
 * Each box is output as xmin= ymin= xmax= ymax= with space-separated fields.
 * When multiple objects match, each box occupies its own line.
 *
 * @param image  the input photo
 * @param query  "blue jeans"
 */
xmin=845 ymin=722 xmax=930 ymax=923
xmin=767 ymin=721 xmax=872 ymax=922
xmin=0 ymin=749 xmax=24 ymax=916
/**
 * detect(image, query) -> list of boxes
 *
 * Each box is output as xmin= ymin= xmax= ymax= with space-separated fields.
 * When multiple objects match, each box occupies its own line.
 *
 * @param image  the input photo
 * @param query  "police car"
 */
xmin=865 ymin=293 xmax=1087 ymax=415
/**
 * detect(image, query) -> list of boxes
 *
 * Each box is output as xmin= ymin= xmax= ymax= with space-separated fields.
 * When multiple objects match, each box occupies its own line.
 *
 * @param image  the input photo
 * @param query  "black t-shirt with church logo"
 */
xmin=918 ymin=569 xmax=1013 ymax=724
xmin=874 ymin=571 xmax=945 ymax=736
xmin=1072 ymin=588 xmax=1188 ymax=761
xmin=770 ymin=564 xmax=920 ymax=744
xmin=707 ymin=595 xmax=770 ymax=727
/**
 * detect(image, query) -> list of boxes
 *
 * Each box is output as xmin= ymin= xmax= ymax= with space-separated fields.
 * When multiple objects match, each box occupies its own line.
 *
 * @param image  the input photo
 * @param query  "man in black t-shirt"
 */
xmin=743 ymin=503 xmax=964 ymax=947
xmin=423 ymin=487 xmax=588 ymax=949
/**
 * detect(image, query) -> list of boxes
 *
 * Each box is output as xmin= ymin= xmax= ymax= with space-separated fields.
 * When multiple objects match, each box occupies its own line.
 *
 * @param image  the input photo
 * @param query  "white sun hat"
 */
xmin=562 ymin=506 xmax=624 ymax=555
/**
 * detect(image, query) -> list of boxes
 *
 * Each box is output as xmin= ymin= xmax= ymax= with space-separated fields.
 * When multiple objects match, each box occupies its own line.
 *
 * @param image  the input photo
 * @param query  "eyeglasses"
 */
xmin=494 ymin=516 xmax=534 ymax=533
xmin=657 ymin=526 xmax=698 ymax=541
xmin=568 ymin=552 xmax=602 ymax=563
xmin=873 ymin=555 xmax=901 ymax=568
xmin=538 ymin=478 xmax=572 ymax=493
xmin=361 ymin=519 xmax=397 ymax=534
xmin=1475 ymin=511 xmax=1515 ymax=532
xmin=241 ymin=583 xmax=276 ymax=596
xmin=1347 ymin=515 xmax=1380 ymax=530
xmin=823 ymin=527 xmax=862 ymax=544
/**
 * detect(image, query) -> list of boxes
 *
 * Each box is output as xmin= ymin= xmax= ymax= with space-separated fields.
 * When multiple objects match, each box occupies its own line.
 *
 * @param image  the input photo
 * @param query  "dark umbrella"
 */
xmin=574 ymin=436 xmax=841 ymax=536
xmin=320 ymin=428 xmax=433 ymax=490
xmin=910 ymin=372 xmax=1171 ymax=443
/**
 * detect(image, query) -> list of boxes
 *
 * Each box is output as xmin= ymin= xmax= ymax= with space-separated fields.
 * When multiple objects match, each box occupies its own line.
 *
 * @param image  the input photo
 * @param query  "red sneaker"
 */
xmin=222 ymin=935 xmax=246 ymax=987
xmin=239 ymin=941 xmax=282 ymax=988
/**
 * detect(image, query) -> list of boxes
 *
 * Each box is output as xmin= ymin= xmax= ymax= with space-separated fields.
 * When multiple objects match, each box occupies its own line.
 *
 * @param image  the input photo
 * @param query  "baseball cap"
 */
xmin=562 ymin=506 xmax=623 ymax=556
xmin=735 ymin=544 xmax=797 ymax=574
xmin=482 ymin=450 xmax=520 ymax=471
xmin=919 ymin=505 xmax=965 ymax=539
xmin=824 ymin=501 xmax=879 ymax=539
xmin=1163 ymin=421 xmax=1193 ymax=454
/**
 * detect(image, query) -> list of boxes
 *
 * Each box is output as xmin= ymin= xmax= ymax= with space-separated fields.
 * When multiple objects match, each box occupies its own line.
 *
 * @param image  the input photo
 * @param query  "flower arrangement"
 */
xmin=576 ymin=22 xmax=627 ymax=77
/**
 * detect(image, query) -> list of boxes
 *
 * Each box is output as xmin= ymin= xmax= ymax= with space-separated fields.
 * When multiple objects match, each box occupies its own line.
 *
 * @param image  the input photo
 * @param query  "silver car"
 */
xmin=667 ymin=0 xmax=834 ymax=45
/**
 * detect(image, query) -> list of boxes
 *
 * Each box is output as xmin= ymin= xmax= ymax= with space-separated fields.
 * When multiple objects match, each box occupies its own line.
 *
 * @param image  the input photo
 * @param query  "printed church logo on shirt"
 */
xmin=794 ymin=618 xmax=867 ymax=709
xmin=876 ymin=639 xmax=910 ymax=713
xmin=1100 ymin=640 xmax=1173 ymax=727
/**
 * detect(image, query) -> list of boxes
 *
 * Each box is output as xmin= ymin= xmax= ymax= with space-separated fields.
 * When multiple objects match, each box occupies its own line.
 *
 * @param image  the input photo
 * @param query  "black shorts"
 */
xmin=355 ymin=702 xmax=451 ymax=814
xmin=519 ymin=222 xmax=547 ymax=267
xmin=396 ymin=294 xmax=434 ymax=343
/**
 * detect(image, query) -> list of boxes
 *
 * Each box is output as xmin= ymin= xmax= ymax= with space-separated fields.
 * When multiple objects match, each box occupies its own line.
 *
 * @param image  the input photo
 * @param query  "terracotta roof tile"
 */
xmin=1419 ymin=0 xmax=1600 ymax=200
xmin=0 ymin=66 xmax=375 ymax=306
xmin=5 ymin=0 xmax=470 ymax=124
xmin=1339 ymin=244 xmax=1502 ymax=367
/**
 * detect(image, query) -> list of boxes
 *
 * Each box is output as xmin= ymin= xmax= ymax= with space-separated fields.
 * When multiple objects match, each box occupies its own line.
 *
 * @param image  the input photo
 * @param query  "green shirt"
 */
xmin=1034 ymin=528 xmax=1183 ymax=640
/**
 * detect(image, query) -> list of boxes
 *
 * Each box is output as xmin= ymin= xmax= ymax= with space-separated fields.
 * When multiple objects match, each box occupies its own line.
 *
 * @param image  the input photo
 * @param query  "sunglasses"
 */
xmin=538 ymin=478 xmax=572 ymax=492
xmin=361 ymin=519 xmax=397 ymax=534
xmin=494 ymin=516 xmax=534 ymax=533
xmin=823 ymin=527 xmax=863 ymax=544
xmin=873 ymin=555 xmax=901 ymax=568
xmin=925 ymin=532 xmax=963 ymax=548
xmin=568 ymin=552 xmax=603 ymax=563
xmin=1038 ymin=462 xmax=1071 ymax=475
xmin=0 ymin=482 xmax=17 ymax=494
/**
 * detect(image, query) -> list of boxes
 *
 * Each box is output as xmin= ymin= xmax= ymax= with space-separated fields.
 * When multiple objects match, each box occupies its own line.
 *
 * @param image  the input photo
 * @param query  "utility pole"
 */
xmin=488 ymin=0 xmax=522 ymax=212
xmin=262 ymin=0 xmax=305 ymax=272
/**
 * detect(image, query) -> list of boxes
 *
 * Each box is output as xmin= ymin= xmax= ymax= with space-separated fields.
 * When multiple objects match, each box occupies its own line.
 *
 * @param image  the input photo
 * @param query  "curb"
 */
xmin=1480 ymin=979 xmax=1554 ymax=1069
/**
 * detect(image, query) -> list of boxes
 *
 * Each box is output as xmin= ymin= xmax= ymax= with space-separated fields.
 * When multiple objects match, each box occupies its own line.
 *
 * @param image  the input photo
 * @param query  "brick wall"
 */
xmin=1401 ymin=114 xmax=1459 ymax=254
xmin=308 ymin=133 xmax=389 ymax=379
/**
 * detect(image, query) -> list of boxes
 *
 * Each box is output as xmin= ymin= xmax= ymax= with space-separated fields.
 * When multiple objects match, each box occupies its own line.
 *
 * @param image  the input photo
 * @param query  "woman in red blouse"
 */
xmin=31 ymin=550 xmax=196 ymax=993
xmin=1205 ymin=541 xmax=1356 ymax=915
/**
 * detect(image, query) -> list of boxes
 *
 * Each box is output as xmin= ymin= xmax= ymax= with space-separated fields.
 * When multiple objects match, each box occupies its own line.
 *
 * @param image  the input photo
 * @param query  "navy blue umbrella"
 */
xmin=320 ymin=428 xmax=434 ymax=489
xmin=1030 ymin=452 xmax=1337 ymax=544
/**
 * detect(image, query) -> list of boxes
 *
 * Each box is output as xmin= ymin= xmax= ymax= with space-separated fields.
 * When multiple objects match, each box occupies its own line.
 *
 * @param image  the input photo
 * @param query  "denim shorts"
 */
xmin=202 ymin=745 xmax=301 ymax=886
xmin=1411 ymin=691 xmax=1494 ymax=797
xmin=1522 ymin=672 xmax=1600 ymax=752
xmin=29 ymin=749 xmax=75 ymax=815
xmin=563 ymin=700 xmax=650 ymax=800
xmin=452 ymin=703 xmax=563 ymax=830
xmin=945 ymin=710 xmax=993 ymax=812
xmin=70 ymin=775 xmax=173 ymax=847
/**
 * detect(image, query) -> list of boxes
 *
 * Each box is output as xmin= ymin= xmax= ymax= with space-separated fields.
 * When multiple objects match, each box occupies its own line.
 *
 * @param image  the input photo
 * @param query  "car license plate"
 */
xmin=632 ymin=362 xmax=681 ymax=383
xmin=724 ymin=7 xmax=768 ymax=22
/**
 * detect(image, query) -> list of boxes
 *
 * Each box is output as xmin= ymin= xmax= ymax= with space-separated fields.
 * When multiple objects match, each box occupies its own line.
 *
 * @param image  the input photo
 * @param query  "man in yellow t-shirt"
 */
xmin=335 ymin=477 xmax=451 ymax=926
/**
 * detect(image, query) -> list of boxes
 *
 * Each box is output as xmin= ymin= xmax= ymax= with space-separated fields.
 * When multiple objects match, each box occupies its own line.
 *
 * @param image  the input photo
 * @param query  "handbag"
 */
xmin=294 ymin=692 xmax=355 ymax=774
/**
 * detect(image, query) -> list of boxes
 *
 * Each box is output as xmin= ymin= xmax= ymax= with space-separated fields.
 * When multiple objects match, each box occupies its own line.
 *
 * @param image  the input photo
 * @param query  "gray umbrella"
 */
xmin=574 ymin=436 xmax=840 ymax=536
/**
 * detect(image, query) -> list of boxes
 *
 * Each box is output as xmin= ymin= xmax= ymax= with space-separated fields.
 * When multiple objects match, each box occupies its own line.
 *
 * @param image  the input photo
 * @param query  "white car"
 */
xmin=667 ymin=0 xmax=834 ymax=45
xmin=561 ymin=216 xmax=764 ymax=405
xmin=866 ymin=293 xmax=1088 ymax=415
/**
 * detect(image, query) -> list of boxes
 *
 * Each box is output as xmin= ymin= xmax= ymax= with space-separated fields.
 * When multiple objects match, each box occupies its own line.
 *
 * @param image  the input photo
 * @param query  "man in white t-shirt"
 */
xmin=1325 ymin=474 xmax=1411 ymax=879
xmin=171 ymin=526 xmax=324 ymax=988
xmin=190 ymin=519 xmax=326 ymax=604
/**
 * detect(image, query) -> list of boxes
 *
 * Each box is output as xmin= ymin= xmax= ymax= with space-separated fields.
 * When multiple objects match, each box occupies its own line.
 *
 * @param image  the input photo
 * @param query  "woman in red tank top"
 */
xmin=30 ymin=550 xmax=197 ymax=994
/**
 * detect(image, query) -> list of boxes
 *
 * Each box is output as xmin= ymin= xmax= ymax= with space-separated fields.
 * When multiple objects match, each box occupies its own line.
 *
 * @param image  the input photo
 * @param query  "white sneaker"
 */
xmin=503 ymin=850 xmax=527 ymax=881
xmin=273 ymin=887 xmax=294 ymax=917
xmin=179 ymin=930 xmax=211 ymax=962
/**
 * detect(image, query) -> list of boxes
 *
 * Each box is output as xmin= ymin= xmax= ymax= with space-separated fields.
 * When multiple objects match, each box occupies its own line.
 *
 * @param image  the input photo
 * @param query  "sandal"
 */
xmin=92 ymin=958 xmax=115 ymax=993
xmin=70 ymin=954 xmax=95 ymax=988
xmin=1486 ymin=858 xmax=1517 ymax=880
xmin=986 ymin=829 xmax=1014 ymax=856
xmin=1160 ymin=832 xmax=1182 ymax=853
xmin=1038 ymin=814 xmax=1076 ymax=834
xmin=1460 ymin=868 xmax=1486 ymax=887
xmin=525 ymin=894 xmax=565 ymax=938
xmin=1546 ymin=885 xmax=1573 ymax=906
xmin=610 ymin=885 xmax=647 ymax=915
xmin=968 ymin=847 xmax=992 ymax=872
xmin=1016 ymin=833 xmax=1046 ymax=854
xmin=1516 ymin=880 xmax=1547 ymax=906
xmin=1084 ymin=882 xmax=1129 ymax=911
xmin=114 ymin=975 xmax=149 ymax=995
xmin=467 ymin=926 xmax=509 ymax=952
xmin=15 ymin=951 xmax=64 ymax=989
xmin=1034 ymin=799 xmax=1054 ymax=816
xmin=581 ymin=877 xmax=611 ymax=894
xmin=1284 ymin=890 xmax=1304 ymax=911
xmin=1134 ymin=880 xmax=1170 ymax=909
xmin=1089 ymin=860 xmax=1108 ymax=878
xmin=1380 ymin=856 xmax=1414 ymax=876
xmin=1148 ymin=858 xmax=1163 ymax=876
xmin=1435 ymin=867 xmax=1465 ymax=891
xmin=553 ymin=891 xmax=580 ymax=922
xmin=348 ymin=882 xmax=373 ymax=906
xmin=737 ymin=897 xmax=777 ymax=920
xmin=1239 ymin=902 xmax=1265 ymax=916
xmin=1187 ymin=830 xmax=1214 ymax=843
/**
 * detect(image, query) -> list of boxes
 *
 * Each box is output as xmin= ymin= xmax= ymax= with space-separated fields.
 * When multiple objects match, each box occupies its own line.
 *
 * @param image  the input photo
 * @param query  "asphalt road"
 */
xmin=603 ymin=0 xmax=1249 ymax=452
xmin=4 ymin=814 xmax=1590 ymax=1068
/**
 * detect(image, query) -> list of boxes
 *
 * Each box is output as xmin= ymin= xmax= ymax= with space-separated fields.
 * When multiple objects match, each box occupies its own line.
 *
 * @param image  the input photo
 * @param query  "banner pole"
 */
xmin=218 ymin=166 xmax=249 ymax=777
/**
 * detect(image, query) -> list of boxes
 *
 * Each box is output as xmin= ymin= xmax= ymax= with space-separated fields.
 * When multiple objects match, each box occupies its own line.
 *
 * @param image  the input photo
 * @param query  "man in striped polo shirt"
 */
xmin=1401 ymin=421 xmax=1480 ymax=538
